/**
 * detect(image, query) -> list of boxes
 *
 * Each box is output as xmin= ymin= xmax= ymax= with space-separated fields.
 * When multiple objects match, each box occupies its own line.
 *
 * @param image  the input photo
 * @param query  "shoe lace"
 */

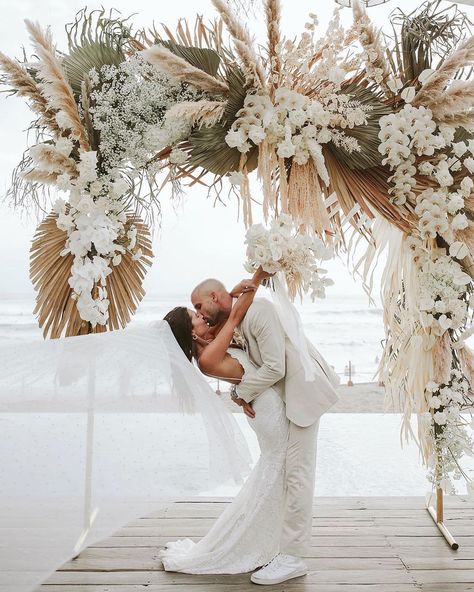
xmin=260 ymin=554 xmax=282 ymax=574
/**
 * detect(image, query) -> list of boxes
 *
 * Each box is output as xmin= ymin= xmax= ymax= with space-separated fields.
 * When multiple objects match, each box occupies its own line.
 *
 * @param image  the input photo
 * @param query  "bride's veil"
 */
xmin=0 ymin=320 xmax=252 ymax=592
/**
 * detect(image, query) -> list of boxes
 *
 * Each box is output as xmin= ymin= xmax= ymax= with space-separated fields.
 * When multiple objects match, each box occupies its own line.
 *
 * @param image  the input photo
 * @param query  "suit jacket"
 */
xmin=235 ymin=298 xmax=341 ymax=427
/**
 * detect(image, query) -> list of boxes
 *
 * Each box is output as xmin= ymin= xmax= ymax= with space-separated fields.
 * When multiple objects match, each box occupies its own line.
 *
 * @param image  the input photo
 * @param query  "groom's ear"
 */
xmin=210 ymin=291 xmax=218 ymax=302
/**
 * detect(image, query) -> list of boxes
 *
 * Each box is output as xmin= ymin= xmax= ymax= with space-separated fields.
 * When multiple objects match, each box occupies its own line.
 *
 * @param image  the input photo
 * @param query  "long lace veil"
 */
xmin=0 ymin=320 xmax=252 ymax=592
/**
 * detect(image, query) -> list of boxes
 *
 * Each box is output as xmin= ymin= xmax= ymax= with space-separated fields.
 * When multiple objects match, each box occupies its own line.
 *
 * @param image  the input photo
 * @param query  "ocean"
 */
xmin=1 ymin=290 xmax=472 ymax=497
xmin=0 ymin=290 xmax=385 ymax=384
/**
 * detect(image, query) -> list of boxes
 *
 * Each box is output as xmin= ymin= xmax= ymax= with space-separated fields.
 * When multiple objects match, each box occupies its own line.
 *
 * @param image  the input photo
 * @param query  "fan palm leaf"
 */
xmin=30 ymin=211 xmax=153 ymax=339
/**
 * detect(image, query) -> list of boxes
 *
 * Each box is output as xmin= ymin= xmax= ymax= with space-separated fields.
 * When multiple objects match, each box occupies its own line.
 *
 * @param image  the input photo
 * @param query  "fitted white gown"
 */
xmin=158 ymin=347 xmax=290 ymax=574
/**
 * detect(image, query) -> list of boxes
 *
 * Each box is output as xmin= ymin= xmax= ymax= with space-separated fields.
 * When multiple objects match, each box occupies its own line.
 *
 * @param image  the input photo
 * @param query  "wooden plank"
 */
xmin=89 ymin=540 xmax=399 ymax=557
xmin=60 ymin=548 xmax=405 ymax=571
xmin=45 ymin=569 xmax=418 ymax=585
xmin=411 ymin=570 xmax=474 ymax=584
xmin=117 ymin=524 xmax=473 ymax=536
xmin=39 ymin=584 xmax=422 ymax=592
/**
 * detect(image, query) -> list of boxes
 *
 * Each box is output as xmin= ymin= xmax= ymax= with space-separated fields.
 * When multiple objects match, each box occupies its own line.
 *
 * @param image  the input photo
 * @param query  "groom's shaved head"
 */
xmin=191 ymin=278 xmax=232 ymax=326
xmin=191 ymin=278 xmax=226 ymax=299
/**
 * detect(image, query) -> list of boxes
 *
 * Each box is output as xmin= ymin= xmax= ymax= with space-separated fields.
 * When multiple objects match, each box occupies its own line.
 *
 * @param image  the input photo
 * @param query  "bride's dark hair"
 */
xmin=163 ymin=306 xmax=195 ymax=362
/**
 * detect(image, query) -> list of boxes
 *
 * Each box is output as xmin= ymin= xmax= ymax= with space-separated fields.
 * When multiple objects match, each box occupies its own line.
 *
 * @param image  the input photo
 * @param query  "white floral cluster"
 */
xmin=51 ymin=150 xmax=143 ymax=327
xmin=423 ymin=370 xmax=474 ymax=494
xmin=88 ymin=54 xmax=199 ymax=170
xmin=417 ymin=255 xmax=471 ymax=336
xmin=244 ymin=213 xmax=334 ymax=301
xmin=379 ymin=101 xmax=474 ymax=492
xmin=225 ymin=88 xmax=368 ymax=184
xmin=279 ymin=9 xmax=354 ymax=90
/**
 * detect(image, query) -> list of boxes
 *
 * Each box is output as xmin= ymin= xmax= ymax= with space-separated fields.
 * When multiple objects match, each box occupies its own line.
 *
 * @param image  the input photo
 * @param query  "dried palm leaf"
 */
xmin=323 ymin=148 xmax=414 ymax=234
xmin=187 ymin=65 xmax=258 ymax=176
xmin=387 ymin=0 xmax=473 ymax=84
xmin=61 ymin=7 xmax=132 ymax=94
xmin=328 ymin=81 xmax=392 ymax=170
xmin=30 ymin=211 xmax=153 ymax=339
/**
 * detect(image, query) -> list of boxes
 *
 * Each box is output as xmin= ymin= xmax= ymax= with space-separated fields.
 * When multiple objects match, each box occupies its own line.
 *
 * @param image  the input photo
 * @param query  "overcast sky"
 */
xmin=1 ymin=0 xmax=471 ymax=302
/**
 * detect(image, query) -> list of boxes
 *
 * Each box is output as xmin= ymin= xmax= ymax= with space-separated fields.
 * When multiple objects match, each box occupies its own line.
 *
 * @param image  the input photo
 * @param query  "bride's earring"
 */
xmin=192 ymin=333 xmax=197 ymax=341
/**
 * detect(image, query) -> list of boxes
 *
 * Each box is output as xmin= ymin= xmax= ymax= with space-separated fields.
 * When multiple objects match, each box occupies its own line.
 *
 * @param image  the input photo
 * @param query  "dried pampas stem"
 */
xmin=413 ymin=36 xmax=474 ymax=108
xmin=0 ymin=51 xmax=60 ymax=133
xmin=432 ymin=333 xmax=453 ymax=385
xmin=211 ymin=0 xmax=266 ymax=91
xmin=458 ymin=344 xmax=474 ymax=389
xmin=265 ymin=0 xmax=282 ymax=97
xmin=142 ymin=45 xmax=229 ymax=95
xmin=166 ymin=100 xmax=227 ymax=128
xmin=24 ymin=20 xmax=90 ymax=150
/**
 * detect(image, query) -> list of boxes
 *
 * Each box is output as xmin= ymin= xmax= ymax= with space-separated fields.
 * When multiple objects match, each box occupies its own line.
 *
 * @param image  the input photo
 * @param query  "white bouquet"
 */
xmin=244 ymin=214 xmax=334 ymax=301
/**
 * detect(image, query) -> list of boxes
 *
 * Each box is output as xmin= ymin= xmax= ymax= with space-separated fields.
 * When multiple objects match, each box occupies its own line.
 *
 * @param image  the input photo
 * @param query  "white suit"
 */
xmin=235 ymin=297 xmax=340 ymax=555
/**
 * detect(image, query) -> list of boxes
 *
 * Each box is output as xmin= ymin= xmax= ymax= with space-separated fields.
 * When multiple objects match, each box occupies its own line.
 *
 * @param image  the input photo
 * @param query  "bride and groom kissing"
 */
xmin=162 ymin=268 xmax=340 ymax=586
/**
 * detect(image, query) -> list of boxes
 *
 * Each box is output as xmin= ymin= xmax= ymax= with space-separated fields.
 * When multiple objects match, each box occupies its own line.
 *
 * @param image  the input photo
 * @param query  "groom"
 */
xmin=191 ymin=278 xmax=340 ymax=586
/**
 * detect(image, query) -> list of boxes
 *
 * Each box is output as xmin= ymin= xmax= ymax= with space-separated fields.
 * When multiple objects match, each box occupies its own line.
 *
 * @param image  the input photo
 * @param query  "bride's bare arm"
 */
xmin=198 ymin=267 xmax=269 ymax=373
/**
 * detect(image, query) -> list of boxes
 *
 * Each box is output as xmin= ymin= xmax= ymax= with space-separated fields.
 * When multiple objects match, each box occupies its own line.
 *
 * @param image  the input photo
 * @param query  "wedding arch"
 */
xmin=1 ymin=0 xmax=474 ymax=549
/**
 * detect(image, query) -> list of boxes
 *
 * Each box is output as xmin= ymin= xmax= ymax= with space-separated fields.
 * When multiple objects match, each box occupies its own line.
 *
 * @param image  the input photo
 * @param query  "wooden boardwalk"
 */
xmin=39 ymin=495 xmax=474 ymax=591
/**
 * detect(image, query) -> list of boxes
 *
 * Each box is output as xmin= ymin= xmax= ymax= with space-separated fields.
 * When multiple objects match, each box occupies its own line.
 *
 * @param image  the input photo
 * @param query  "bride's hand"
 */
xmin=233 ymin=397 xmax=256 ymax=419
xmin=229 ymin=279 xmax=258 ymax=298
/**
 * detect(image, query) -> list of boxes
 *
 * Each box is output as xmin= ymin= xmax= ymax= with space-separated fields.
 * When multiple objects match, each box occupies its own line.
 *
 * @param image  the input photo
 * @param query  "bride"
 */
xmin=160 ymin=267 xmax=292 ymax=575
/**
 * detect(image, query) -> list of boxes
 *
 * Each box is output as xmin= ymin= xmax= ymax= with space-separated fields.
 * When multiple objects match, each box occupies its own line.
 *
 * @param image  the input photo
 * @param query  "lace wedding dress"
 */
xmin=158 ymin=347 xmax=290 ymax=574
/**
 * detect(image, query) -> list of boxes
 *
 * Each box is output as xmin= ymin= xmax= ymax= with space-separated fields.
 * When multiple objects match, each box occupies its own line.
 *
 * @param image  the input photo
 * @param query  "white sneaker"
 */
xmin=250 ymin=553 xmax=308 ymax=585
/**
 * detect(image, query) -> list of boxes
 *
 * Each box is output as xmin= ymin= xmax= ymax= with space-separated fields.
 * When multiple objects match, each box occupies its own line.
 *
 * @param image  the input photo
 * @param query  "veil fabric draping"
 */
xmin=0 ymin=320 xmax=252 ymax=592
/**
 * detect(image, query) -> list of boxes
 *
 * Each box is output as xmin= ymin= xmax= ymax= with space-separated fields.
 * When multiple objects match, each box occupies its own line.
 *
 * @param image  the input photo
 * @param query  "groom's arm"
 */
xmin=235 ymin=301 xmax=286 ymax=403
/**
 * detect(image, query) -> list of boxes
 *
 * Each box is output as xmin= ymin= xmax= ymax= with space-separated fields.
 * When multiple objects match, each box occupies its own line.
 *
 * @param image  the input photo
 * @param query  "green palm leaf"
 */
xmin=188 ymin=65 xmax=258 ymax=176
xmin=62 ymin=42 xmax=124 ymax=95
xmin=159 ymin=41 xmax=221 ymax=77
xmin=328 ymin=83 xmax=392 ymax=171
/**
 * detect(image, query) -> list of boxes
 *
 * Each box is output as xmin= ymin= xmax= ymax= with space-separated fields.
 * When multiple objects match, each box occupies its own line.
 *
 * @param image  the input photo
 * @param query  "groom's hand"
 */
xmin=234 ymin=397 xmax=256 ymax=419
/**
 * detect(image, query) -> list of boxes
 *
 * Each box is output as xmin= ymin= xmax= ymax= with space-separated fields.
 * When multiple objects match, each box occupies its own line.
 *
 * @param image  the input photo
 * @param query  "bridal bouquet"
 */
xmin=244 ymin=214 xmax=334 ymax=301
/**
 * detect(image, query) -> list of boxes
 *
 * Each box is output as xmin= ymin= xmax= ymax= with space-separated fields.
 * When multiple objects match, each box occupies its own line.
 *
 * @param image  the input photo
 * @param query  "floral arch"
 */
xmin=1 ymin=0 xmax=473 ymax=546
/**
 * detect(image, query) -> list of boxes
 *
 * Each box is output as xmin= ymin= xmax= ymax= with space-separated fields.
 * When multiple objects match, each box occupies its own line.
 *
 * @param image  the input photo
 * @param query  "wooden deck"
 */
xmin=39 ymin=495 xmax=474 ymax=591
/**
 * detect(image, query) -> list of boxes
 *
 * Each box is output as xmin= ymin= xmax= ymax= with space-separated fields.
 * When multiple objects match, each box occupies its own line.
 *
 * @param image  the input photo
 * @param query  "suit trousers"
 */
xmin=280 ymin=416 xmax=320 ymax=557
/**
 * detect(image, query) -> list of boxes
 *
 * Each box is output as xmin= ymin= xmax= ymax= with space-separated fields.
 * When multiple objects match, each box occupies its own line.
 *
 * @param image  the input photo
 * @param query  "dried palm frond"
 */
xmin=166 ymin=100 xmax=226 ymax=128
xmin=211 ymin=0 xmax=266 ymax=91
xmin=154 ymin=40 xmax=222 ymax=78
xmin=0 ymin=51 xmax=60 ymax=133
xmin=25 ymin=20 xmax=90 ymax=150
xmin=142 ymin=43 xmax=229 ymax=95
xmin=134 ymin=14 xmax=235 ymax=71
xmin=329 ymin=81 xmax=392 ymax=170
xmin=62 ymin=6 xmax=132 ymax=94
xmin=30 ymin=211 xmax=154 ymax=339
xmin=187 ymin=65 xmax=258 ymax=176
xmin=323 ymin=148 xmax=414 ymax=234
xmin=265 ymin=0 xmax=282 ymax=97
xmin=413 ymin=36 xmax=474 ymax=108
xmin=387 ymin=0 xmax=473 ymax=84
